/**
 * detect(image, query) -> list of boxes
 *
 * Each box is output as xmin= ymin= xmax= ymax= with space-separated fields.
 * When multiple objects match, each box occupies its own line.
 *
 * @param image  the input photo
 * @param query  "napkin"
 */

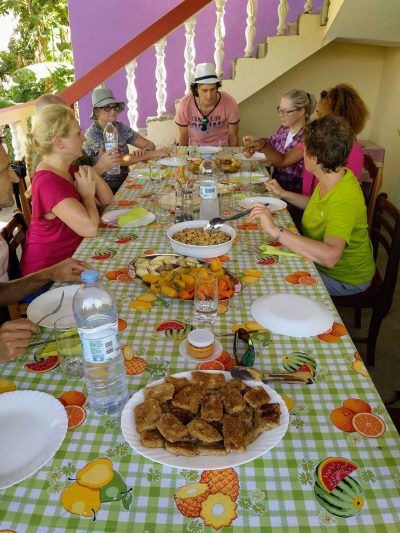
xmin=259 ymin=244 xmax=301 ymax=258
xmin=118 ymin=207 xmax=148 ymax=226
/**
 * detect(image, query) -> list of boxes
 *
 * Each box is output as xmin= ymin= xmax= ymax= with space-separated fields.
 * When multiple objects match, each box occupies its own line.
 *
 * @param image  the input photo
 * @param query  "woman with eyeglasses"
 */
xmin=84 ymin=88 xmax=169 ymax=192
xmin=244 ymin=89 xmax=316 ymax=193
xmin=175 ymin=63 xmax=240 ymax=147
xmin=248 ymin=116 xmax=375 ymax=297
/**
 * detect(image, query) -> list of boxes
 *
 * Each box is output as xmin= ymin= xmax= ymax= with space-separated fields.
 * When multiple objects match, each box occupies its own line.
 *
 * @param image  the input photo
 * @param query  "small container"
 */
xmin=187 ymin=328 xmax=215 ymax=359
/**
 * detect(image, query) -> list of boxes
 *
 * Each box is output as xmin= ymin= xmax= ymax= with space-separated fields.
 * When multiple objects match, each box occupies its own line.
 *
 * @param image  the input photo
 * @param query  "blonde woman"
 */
xmin=20 ymin=104 xmax=113 ymax=276
xmin=244 ymin=89 xmax=316 ymax=193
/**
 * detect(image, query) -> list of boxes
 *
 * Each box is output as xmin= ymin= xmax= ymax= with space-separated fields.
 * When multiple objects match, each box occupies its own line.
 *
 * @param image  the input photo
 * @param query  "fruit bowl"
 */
xmin=167 ymin=220 xmax=236 ymax=259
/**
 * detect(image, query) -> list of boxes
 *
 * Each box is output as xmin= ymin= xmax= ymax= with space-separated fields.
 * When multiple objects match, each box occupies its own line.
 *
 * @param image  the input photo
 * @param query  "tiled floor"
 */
xmin=1 ymin=203 xmax=399 ymax=409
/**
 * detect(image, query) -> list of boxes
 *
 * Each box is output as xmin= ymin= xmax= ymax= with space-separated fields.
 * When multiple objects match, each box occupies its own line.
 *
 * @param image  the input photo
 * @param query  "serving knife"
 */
xmin=230 ymin=366 xmax=314 ymax=384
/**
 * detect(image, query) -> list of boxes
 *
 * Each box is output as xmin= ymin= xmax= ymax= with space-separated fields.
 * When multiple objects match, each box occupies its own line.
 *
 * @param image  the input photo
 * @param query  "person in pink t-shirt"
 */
xmin=175 ymin=63 xmax=239 ymax=147
xmin=21 ymin=104 xmax=113 ymax=275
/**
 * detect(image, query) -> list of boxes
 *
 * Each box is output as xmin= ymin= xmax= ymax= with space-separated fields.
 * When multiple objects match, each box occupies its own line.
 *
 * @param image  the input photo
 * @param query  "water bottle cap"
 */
xmin=81 ymin=270 xmax=99 ymax=283
xmin=204 ymin=154 xmax=212 ymax=160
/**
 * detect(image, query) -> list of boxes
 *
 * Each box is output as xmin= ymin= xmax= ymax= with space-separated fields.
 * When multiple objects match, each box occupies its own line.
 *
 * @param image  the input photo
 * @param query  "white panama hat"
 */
xmin=194 ymin=63 xmax=220 ymax=85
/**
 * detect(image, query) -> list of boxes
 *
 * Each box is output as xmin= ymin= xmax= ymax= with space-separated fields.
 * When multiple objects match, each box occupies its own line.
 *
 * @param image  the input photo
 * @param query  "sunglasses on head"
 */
xmin=233 ymin=328 xmax=255 ymax=367
xmin=201 ymin=116 xmax=208 ymax=132
xmin=102 ymin=103 xmax=122 ymax=112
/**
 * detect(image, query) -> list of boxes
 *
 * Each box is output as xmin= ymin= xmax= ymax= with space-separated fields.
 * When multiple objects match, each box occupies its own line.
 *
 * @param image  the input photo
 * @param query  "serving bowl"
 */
xmin=167 ymin=220 xmax=236 ymax=259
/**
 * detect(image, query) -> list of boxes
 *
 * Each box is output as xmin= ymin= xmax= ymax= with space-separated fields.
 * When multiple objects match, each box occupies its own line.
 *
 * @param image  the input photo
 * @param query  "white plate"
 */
xmin=0 ymin=391 xmax=68 ymax=490
xmin=239 ymin=196 xmax=287 ymax=212
xmin=230 ymin=172 xmax=267 ymax=185
xmin=234 ymin=151 xmax=267 ymax=161
xmin=197 ymin=146 xmax=221 ymax=155
xmin=251 ymin=293 xmax=334 ymax=338
xmin=101 ymin=209 xmax=156 ymax=228
xmin=27 ymin=285 xmax=80 ymax=328
xmin=159 ymin=157 xmax=188 ymax=167
xmin=179 ymin=338 xmax=223 ymax=363
xmin=121 ymin=370 xmax=289 ymax=470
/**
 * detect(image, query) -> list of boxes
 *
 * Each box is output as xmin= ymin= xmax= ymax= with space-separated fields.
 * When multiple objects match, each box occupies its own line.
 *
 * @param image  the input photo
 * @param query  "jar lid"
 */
xmin=187 ymin=328 xmax=214 ymax=348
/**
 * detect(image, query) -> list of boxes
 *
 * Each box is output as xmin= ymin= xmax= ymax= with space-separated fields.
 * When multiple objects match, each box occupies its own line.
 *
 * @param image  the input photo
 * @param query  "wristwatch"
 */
xmin=274 ymin=225 xmax=285 ymax=241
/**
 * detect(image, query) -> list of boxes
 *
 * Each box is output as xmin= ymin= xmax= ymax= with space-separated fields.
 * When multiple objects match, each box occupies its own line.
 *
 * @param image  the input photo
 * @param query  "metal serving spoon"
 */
xmin=204 ymin=203 xmax=269 ymax=232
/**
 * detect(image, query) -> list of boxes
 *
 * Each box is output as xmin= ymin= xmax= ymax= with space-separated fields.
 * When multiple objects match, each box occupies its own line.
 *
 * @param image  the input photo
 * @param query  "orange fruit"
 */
xmin=298 ymin=276 xmax=318 ymax=286
xmin=197 ymin=360 xmax=225 ymax=371
xmin=106 ymin=270 xmax=119 ymax=280
xmin=330 ymin=406 xmax=356 ymax=432
xmin=331 ymin=322 xmax=348 ymax=337
xmin=59 ymin=390 xmax=86 ymax=407
xmin=65 ymin=405 xmax=86 ymax=430
xmin=293 ymin=271 xmax=310 ymax=277
xmin=285 ymin=274 xmax=300 ymax=284
xmin=352 ymin=412 xmax=386 ymax=438
xmin=118 ymin=318 xmax=127 ymax=332
xmin=343 ymin=398 xmax=371 ymax=414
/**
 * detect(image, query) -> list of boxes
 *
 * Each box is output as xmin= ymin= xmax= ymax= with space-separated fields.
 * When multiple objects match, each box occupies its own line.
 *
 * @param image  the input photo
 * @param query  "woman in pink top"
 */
xmin=245 ymin=84 xmax=369 ymax=195
xmin=21 ymin=104 xmax=113 ymax=275
xmin=175 ymin=63 xmax=239 ymax=147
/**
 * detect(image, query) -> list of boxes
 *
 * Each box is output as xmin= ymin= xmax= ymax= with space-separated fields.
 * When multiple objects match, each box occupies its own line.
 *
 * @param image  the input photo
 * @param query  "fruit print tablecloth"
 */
xmin=1 ymin=161 xmax=400 ymax=533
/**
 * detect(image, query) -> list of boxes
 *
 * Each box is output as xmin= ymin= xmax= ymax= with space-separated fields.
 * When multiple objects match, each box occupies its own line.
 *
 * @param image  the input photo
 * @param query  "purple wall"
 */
xmin=68 ymin=0 xmax=322 ymax=130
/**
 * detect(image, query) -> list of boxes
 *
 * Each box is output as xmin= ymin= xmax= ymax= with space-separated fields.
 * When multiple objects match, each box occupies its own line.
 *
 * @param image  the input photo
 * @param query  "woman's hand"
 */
xmin=247 ymin=203 xmax=278 ymax=237
xmin=95 ymin=145 xmax=121 ymax=174
xmin=45 ymin=258 xmax=92 ymax=283
xmin=243 ymin=137 xmax=266 ymax=153
xmin=0 ymin=319 xmax=40 ymax=362
xmin=74 ymin=166 xmax=96 ymax=198
xmin=265 ymin=178 xmax=286 ymax=198
xmin=154 ymin=147 xmax=170 ymax=158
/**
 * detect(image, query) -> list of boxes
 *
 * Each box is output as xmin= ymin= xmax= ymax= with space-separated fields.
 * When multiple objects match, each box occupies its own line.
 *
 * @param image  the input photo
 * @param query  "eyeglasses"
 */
xmin=276 ymin=106 xmax=298 ymax=115
xmin=102 ymin=104 xmax=123 ymax=113
xmin=201 ymin=116 xmax=208 ymax=131
xmin=233 ymin=328 xmax=255 ymax=367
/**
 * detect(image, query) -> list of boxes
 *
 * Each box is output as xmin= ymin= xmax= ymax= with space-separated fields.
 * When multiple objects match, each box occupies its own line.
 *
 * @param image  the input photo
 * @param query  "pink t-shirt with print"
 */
xmin=300 ymin=141 xmax=364 ymax=196
xmin=20 ymin=170 xmax=83 ymax=275
xmin=175 ymin=91 xmax=239 ymax=146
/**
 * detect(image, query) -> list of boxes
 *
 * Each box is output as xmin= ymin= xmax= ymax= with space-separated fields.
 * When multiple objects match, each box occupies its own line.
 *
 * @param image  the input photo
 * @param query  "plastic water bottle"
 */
xmin=200 ymin=154 xmax=219 ymax=220
xmin=103 ymin=121 xmax=120 ymax=176
xmin=73 ymin=270 xmax=129 ymax=416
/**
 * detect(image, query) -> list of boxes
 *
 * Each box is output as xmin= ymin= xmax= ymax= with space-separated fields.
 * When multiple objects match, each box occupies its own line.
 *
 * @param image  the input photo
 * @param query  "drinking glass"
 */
xmin=240 ymin=160 xmax=253 ymax=196
xmin=55 ymin=315 xmax=84 ymax=378
xmin=193 ymin=273 xmax=218 ymax=327
xmin=150 ymin=161 xmax=162 ymax=192
xmin=155 ymin=189 xmax=173 ymax=227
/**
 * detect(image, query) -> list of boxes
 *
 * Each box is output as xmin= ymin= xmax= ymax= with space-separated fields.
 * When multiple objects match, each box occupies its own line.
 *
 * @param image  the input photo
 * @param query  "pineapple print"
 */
xmin=122 ymin=345 xmax=147 ymax=375
xmin=174 ymin=483 xmax=211 ymax=518
xmin=200 ymin=492 xmax=238 ymax=530
xmin=200 ymin=468 xmax=239 ymax=501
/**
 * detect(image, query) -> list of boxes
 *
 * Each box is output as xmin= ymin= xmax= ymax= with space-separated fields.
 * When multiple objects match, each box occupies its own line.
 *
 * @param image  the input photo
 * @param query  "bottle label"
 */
xmin=200 ymin=185 xmax=217 ymax=200
xmin=104 ymin=142 xmax=117 ymax=152
xmin=81 ymin=332 xmax=120 ymax=363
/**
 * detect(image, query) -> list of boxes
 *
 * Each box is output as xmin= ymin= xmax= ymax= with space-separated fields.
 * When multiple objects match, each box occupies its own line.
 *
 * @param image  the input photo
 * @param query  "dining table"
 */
xmin=1 ymin=149 xmax=400 ymax=532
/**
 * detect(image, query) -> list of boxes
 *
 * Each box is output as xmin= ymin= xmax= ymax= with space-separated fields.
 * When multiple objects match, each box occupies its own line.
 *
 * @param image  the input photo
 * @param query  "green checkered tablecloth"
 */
xmin=1 ymin=160 xmax=400 ymax=532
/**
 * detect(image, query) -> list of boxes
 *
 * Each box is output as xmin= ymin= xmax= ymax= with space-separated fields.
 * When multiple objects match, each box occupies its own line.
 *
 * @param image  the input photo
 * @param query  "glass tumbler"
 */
xmin=193 ymin=273 xmax=218 ymax=327
xmin=55 ymin=315 xmax=84 ymax=378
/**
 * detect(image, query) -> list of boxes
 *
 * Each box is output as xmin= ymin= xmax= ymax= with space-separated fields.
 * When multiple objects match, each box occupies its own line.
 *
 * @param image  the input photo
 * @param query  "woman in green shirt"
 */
xmin=248 ymin=115 xmax=375 ymax=296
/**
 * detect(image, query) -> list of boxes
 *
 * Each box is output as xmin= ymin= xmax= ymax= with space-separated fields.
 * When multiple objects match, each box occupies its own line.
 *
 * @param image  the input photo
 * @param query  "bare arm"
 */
xmin=132 ymin=133 xmax=156 ymax=151
xmin=120 ymin=148 xmax=170 ymax=166
xmin=228 ymin=123 xmax=239 ymax=147
xmin=0 ymin=258 xmax=91 ymax=306
xmin=248 ymin=204 xmax=346 ymax=268
xmin=244 ymin=137 xmax=303 ymax=168
xmin=91 ymin=167 xmax=113 ymax=205
xmin=178 ymin=126 xmax=189 ymax=147
xmin=265 ymin=179 xmax=310 ymax=210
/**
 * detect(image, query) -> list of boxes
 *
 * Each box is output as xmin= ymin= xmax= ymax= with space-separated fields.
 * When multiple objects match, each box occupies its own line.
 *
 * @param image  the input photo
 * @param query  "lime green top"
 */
xmin=301 ymin=169 xmax=375 ymax=285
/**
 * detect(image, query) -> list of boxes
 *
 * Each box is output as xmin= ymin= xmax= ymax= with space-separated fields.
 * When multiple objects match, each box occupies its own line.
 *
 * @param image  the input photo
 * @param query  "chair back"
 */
xmin=0 ymin=211 xmax=27 ymax=280
xmin=363 ymin=154 xmax=383 ymax=230
xmin=370 ymin=193 xmax=400 ymax=313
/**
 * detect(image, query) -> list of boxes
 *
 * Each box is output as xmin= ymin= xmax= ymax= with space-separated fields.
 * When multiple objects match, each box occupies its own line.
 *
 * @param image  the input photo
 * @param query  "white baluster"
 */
xmin=277 ymin=0 xmax=289 ymax=36
xmin=214 ymin=0 xmax=226 ymax=78
xmin=125 ymin=59 xmax=138 ymax=131
xmin=304 ymin=0 xmax=313 ymax=13
xmin=184 ymin=16 xmax=197 ymax=94
xmin=244 ymin=0 xmax=258 ymax=58
xmin=9 ymin=120 xmax=28 ymax=161
xmin=154 ymin=37 xmax=167 ymax=117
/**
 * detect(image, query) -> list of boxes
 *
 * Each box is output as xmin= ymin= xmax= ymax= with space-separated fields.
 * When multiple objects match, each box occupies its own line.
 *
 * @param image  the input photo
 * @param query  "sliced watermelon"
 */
xmin=156 ymin=320 xmax=185 ymax=332
xmin=25 ymin=356 xmax=59 ymax=374
xmin=315 ymin=457 xmax=358 ymax=493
